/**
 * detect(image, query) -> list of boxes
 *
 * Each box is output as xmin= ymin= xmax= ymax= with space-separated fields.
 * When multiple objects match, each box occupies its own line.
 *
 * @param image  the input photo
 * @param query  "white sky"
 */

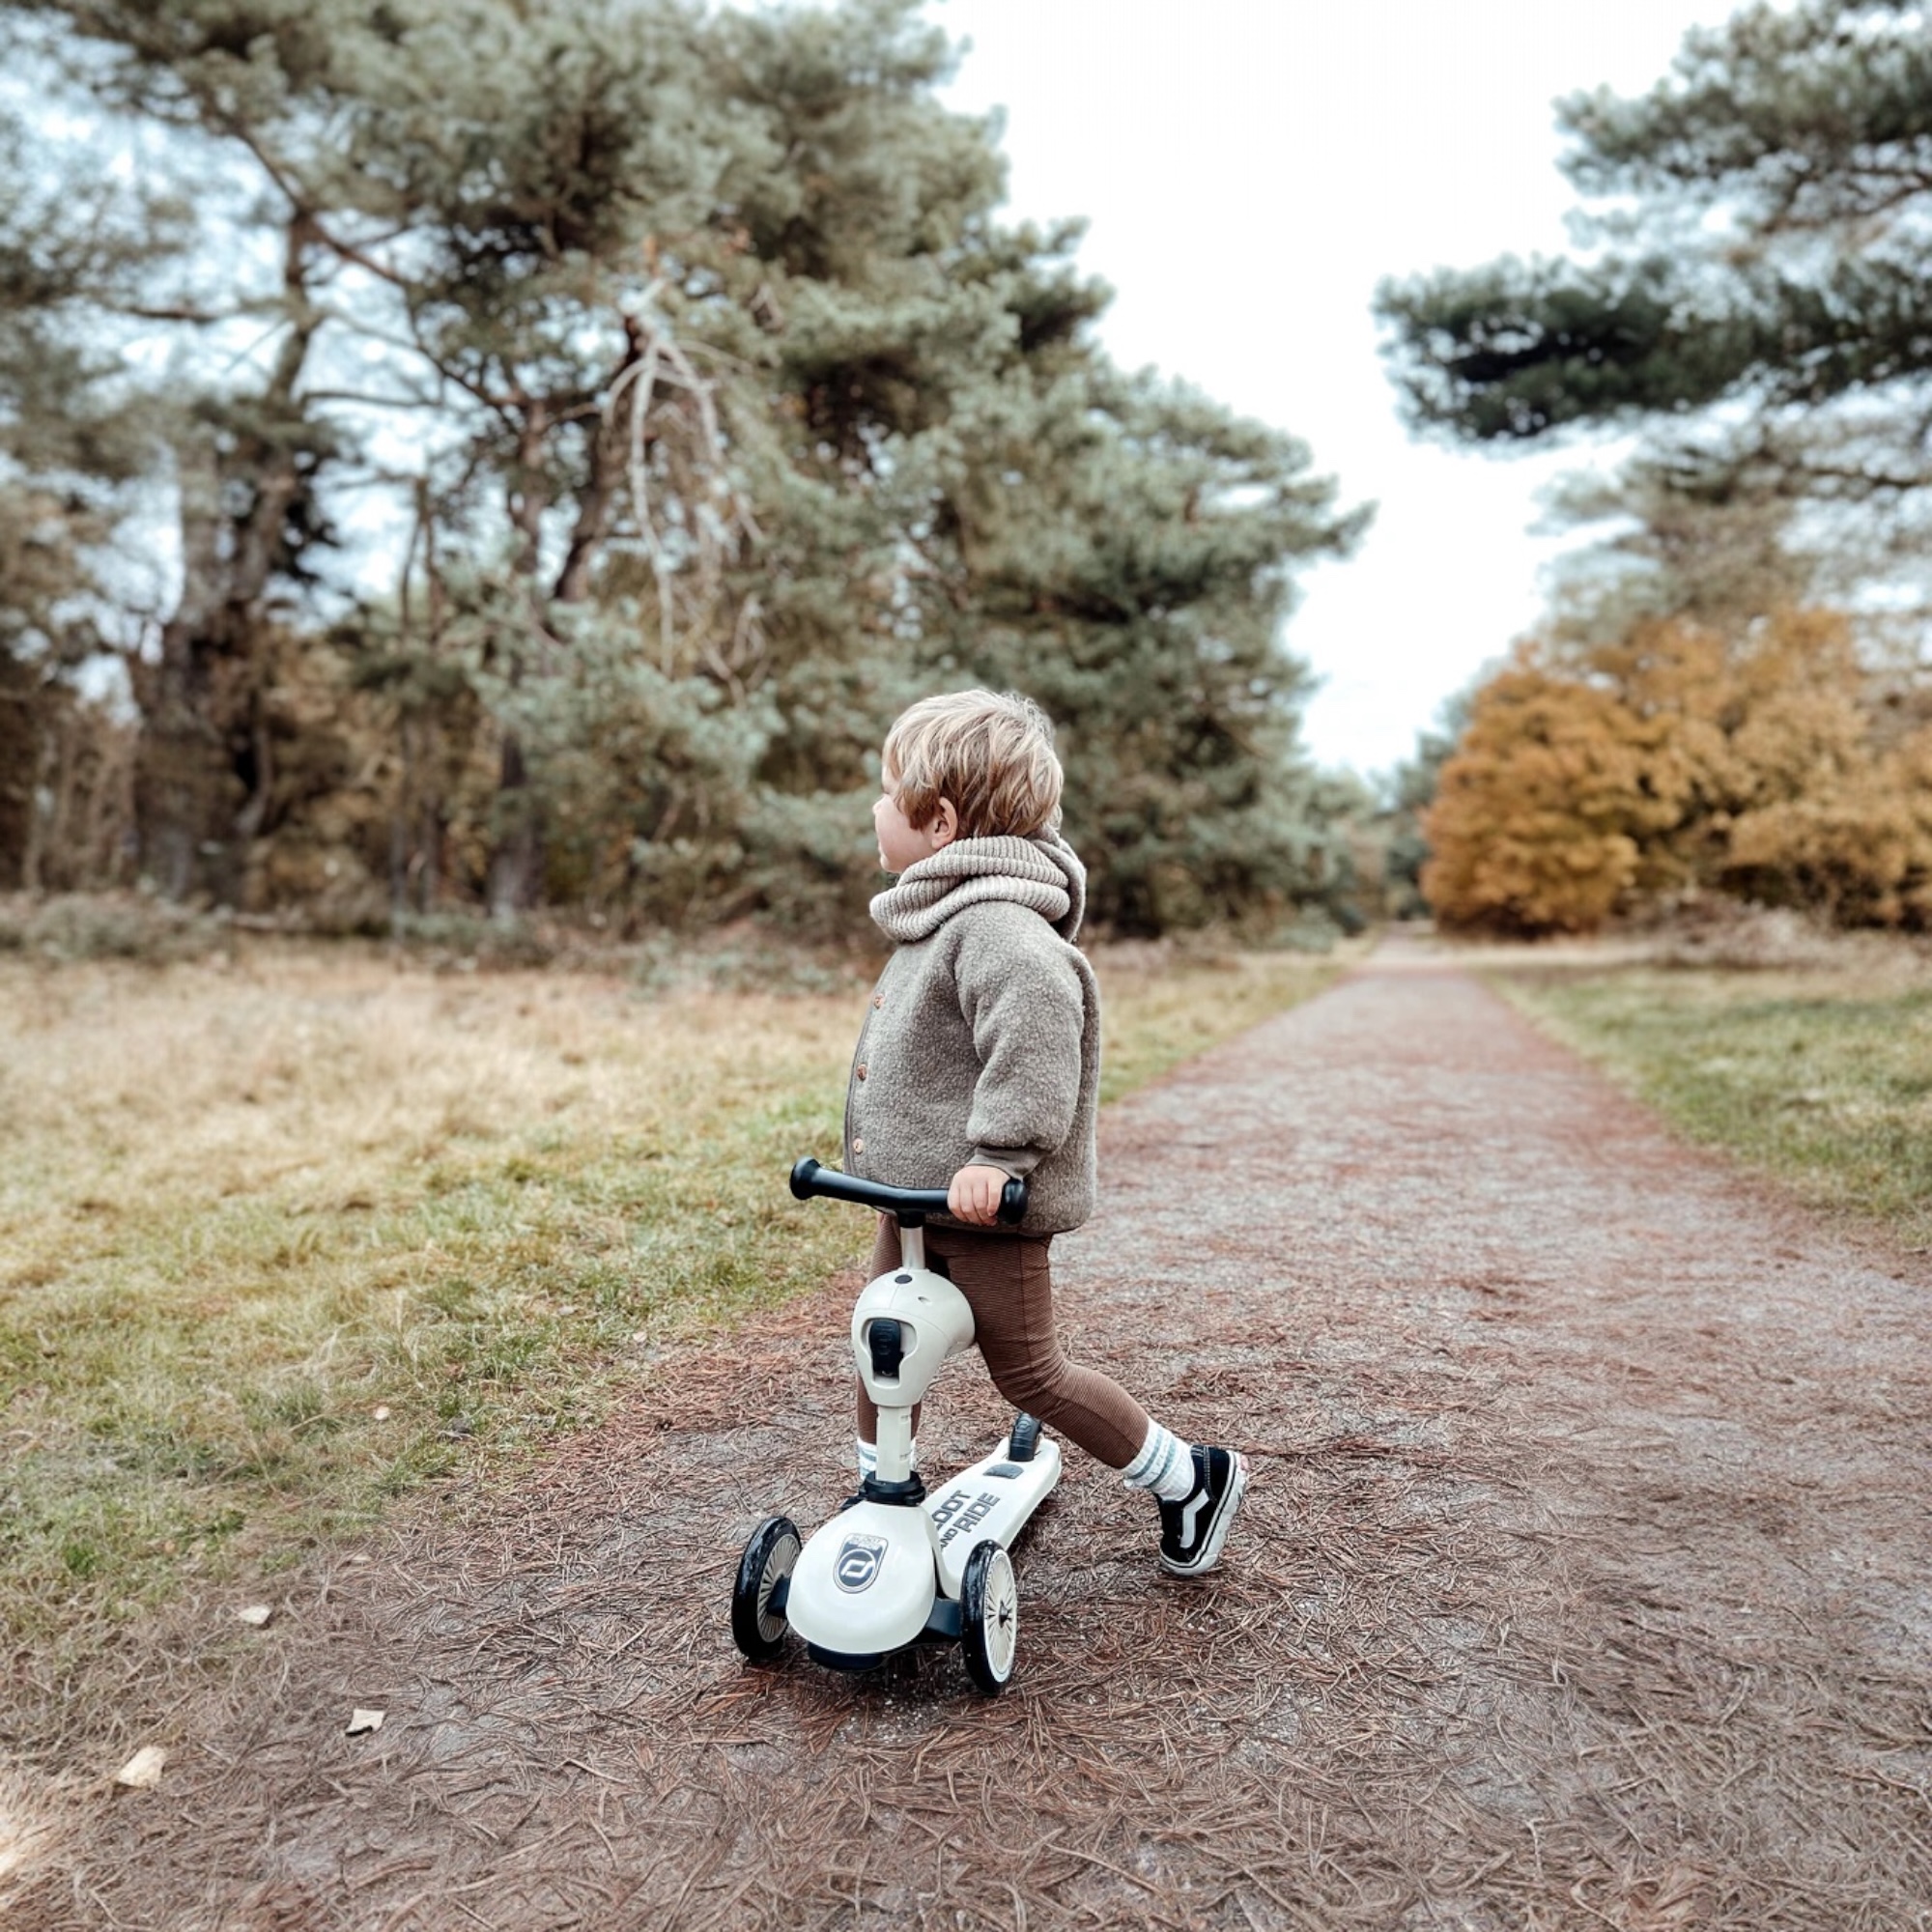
xmin=935 ymin=0 xmax=1748 ymax=775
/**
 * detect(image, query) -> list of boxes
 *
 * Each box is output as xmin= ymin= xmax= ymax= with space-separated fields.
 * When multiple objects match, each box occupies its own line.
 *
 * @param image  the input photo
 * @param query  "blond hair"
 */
xmin=883 ymin=689 xmax=1064 ymax=839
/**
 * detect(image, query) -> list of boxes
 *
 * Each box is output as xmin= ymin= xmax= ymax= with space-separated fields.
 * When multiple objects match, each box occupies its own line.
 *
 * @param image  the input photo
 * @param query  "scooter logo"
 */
xmin=833 ymin=1532 xmax=890 ymax=1594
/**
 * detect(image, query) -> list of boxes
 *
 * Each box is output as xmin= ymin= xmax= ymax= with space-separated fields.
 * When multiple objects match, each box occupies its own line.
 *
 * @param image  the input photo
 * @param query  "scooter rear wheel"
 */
xmin=732 ymin=1515 xmax=801 ymax=1662
xmin=960 ymin=1541 xmax=1018 ymax=1694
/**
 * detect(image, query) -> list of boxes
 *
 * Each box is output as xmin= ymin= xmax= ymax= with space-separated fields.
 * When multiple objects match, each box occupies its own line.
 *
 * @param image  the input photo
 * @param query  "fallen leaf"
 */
xmin=235 ymin=1604 xmax=272 ymax=1628
xmin=115 ymin=1746 xmax=167 ymax=1790
xmin=345 ymin=1708 xmax=385 ymax=1736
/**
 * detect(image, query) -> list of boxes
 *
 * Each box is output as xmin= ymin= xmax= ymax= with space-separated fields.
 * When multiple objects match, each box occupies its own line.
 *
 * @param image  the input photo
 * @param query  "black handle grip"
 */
xmin=789 ymin=1156 xmax=1027 ymax=1227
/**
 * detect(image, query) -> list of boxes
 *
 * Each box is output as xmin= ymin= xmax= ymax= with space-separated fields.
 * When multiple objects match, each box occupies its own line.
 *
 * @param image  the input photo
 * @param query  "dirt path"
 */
xmin=16 ymin=952 xmax=1932 ymax=1930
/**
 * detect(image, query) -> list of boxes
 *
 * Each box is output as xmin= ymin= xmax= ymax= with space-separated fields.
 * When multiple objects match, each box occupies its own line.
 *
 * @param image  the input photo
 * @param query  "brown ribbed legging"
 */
xmin=855 ymin=1216 xmax=1150 ymax=1469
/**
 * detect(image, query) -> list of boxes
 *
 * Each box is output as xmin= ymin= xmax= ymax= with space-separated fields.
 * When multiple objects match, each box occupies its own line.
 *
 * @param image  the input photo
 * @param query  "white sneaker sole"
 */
xmin=1159 ymin=1452 xmax=1248 ymax=1577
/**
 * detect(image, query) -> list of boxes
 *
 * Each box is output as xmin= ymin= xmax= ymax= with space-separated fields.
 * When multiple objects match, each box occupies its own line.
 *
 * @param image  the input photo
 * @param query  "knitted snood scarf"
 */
xmin=869 ymin=833 xmax=1086 ymax=945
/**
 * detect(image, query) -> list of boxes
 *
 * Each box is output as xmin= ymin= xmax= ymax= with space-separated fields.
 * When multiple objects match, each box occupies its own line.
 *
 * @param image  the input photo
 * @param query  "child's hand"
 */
xmin=948 ymin=1163 xmax=1011 ymax=1227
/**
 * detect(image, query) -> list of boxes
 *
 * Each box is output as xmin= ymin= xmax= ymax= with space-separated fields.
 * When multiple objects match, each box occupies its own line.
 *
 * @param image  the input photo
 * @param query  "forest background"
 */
xmin=4 ymin=0 xmax=1932 ymax=946
xmin=0 ymin=0 xmax=1373 ymax=948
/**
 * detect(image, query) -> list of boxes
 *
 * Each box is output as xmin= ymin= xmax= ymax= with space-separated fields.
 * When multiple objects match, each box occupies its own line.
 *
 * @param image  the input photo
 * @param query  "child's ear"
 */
xmin=928 ymin=798 xmax=960 ymax=849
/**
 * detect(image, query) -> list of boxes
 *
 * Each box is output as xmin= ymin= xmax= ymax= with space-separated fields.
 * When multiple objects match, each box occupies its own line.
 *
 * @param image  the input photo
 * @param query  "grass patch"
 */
xmin=1096 ymin=943 xmax=1350 ymax=1103
xmin=0 ymin=940 xmax=1339 ymax=1669
xmin=1497 ymin=960 xmax=1932 ymax=1250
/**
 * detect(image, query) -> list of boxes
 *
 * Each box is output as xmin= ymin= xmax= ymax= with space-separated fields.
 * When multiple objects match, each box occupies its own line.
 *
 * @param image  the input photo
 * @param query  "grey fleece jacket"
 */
xmin=842 ymin=833 xmax=1100 ymax=1236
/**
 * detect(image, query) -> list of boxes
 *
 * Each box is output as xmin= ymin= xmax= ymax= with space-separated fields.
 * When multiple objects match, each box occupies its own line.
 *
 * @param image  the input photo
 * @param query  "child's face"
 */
xmin=873 ymin=769 xmax=932 ymax=874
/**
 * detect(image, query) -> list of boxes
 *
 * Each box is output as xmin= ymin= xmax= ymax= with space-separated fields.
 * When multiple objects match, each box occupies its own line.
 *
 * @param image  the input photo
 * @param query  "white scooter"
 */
xmin=729 ymin=1156 xmax=1063 ymax=1694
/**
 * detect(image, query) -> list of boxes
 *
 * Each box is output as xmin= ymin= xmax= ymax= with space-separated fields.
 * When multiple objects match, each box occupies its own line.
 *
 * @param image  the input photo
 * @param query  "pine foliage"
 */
xmin=1378 ymin=0 xmax=1932 ymax=592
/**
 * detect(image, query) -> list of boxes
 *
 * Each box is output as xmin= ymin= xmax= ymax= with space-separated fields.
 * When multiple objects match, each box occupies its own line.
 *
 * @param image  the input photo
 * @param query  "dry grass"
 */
xmin=0 ymin=937 xmax=1342 ymax=1679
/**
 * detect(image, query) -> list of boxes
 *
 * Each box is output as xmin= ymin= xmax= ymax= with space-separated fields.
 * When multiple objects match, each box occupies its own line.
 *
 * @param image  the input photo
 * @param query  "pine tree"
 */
xmin=1377 ymin=0 xmax=1932 ymax=590
xmin=912 ymin=368 xmax=1366 ymax=931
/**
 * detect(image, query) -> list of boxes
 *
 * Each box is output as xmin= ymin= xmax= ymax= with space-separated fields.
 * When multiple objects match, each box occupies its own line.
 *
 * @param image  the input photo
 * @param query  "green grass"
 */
xmin=0 ymin=942 xmax=1340 ymax=1667
xmin=1497 ymin=963 xmax=1932 ymax=1250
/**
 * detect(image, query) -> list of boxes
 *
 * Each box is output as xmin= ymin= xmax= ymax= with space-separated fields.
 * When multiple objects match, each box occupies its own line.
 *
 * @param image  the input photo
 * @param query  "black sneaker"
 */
xmin=1157 ymin=1446 xmax=1248 ymax=1576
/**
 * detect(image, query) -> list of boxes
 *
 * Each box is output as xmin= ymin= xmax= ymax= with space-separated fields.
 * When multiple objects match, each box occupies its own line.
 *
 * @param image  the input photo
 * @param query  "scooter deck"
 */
xmin=927 ymin=1435 xmax=1063 ymax=1601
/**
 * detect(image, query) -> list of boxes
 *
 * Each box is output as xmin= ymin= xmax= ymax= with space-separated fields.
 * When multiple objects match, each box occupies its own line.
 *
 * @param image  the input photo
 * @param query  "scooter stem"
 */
xmin=873 ymin=1405 xmax=915 ymax=1484
xmin=873 ymin=1217 xmax=923 ymax=1485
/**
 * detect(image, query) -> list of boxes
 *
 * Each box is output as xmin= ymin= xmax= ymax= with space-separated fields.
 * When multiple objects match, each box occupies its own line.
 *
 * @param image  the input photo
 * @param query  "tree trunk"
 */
xmin=133 ymin=227 xmax=318 ymax=904
xmin=484 ymin=408 xmax=555 ymax=917
xmin=134 ymin=431 xmax=227 ymax=897
xmin=554 ymin=326 xmax=642 ymax=605
xmin=133 ymin=490 xmax=309 ymax=899
xmin=0 ymin=655 xmax=38 ymax=892
xmin=487 ymin=728 xmax=541 ymax=919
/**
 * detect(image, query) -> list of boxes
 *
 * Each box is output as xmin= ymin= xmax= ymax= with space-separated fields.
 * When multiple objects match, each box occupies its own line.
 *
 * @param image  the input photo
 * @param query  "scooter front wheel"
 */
xmin=731 ymin=1515 xmax=801 ymax=1662
xmin=960 ymin=1540 xmax=1018 ymax=1694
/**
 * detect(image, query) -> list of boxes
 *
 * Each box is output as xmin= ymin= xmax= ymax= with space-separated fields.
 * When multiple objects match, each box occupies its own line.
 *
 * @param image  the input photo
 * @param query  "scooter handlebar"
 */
xmin=789 ymin=1156 xmax=1027 ymax=1227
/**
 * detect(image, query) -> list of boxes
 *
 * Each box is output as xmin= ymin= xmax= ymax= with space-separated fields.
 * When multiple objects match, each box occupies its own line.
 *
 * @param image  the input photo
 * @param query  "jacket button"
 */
xmin=856 ymin=1065 xmax=867 ymax=1080
xmin=872 ymin=995 xmax=883 ymax=1009
xmin=852 ymin=1137 xmax=865 ymax=1153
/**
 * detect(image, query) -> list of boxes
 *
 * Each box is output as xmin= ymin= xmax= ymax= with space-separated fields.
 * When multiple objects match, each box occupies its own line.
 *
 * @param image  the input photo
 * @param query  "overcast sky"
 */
xmin=934 ymin=0 xmax=1747 ymax=775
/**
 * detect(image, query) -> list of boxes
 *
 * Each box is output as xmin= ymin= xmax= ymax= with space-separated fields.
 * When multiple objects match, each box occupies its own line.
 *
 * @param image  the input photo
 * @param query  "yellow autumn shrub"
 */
xmin=1423 ymin=609 xmax=1932 ymax=935
xmin=1725 ymin=724 xmax=1932 ymax=926
xmin=1422 ymin=648 xmax=1678 ymax=934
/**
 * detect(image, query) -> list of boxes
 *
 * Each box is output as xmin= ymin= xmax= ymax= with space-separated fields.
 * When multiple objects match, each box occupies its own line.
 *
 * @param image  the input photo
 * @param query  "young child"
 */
xmin=843 ymin=688 xmax=1247 ymax=1577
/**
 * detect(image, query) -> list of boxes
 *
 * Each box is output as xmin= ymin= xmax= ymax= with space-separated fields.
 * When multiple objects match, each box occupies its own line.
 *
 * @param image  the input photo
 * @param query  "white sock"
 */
xmin=1120 ymin=1421 xmax=1197 ymax=1502
xmin=855 ymin=1436 xmax=917 ymax=1478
